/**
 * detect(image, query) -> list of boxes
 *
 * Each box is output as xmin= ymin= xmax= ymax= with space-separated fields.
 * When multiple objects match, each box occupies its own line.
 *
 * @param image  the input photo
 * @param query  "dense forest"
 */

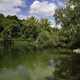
xmin=0 ymin=0 xmax=80 ymax=80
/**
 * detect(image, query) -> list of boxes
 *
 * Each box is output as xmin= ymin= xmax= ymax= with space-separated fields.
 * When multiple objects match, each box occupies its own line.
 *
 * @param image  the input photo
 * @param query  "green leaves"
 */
xmin=54 ymin=1 xmax=80 ymax=80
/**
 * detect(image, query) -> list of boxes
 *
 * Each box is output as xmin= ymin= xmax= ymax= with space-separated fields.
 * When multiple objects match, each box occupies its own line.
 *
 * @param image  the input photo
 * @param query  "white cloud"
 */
xmin=18 ymin=15 xmax=28 ymax=20
xmin=49 ymin=17 xmax=62 ymax=29
xmin=29 ymin=0 xmax=57 ymax=17
xmin=51 ymin=23 xmax=62 ymax=29
xmin=0 ymin=0 xmax=23 ymax=16
xmin=29 ymin=0 xmax=63 ymax=28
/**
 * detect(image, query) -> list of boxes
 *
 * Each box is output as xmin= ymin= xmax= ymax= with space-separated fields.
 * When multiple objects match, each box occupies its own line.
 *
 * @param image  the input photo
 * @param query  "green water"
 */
xmin=0 ymin=49 xmax=71 ymax=80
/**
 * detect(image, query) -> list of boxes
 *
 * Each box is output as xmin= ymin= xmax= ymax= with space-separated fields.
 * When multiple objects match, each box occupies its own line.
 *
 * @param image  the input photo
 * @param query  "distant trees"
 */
xmin=0 ymin=14 xmax=60 ymax=51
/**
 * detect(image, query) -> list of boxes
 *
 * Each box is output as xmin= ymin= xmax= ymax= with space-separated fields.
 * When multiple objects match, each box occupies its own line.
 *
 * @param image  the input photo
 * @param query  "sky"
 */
xmin=0 ymin=0 xmax=64 ymax=28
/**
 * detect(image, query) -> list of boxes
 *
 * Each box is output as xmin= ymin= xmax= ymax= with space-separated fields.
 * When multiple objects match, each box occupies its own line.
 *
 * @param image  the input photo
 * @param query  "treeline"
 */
xmin=0 ymin=14 xmax=62 ymax=50
xmin=0 ymin=13 xmax=80 ymax=50
xmin=0 ymin=14 xmax=57 ymax=49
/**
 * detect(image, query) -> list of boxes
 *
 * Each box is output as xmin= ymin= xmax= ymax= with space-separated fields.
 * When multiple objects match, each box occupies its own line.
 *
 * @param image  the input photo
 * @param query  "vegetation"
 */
xmin=0 ymin=0 xmax=80 ymax=80
xmin=54 ymin=0 xmax=80 ymax=80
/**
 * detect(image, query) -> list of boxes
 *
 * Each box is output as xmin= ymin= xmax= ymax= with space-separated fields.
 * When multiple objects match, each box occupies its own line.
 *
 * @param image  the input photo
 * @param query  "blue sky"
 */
xmin=0 ymin=0 xmax=64 ymax=27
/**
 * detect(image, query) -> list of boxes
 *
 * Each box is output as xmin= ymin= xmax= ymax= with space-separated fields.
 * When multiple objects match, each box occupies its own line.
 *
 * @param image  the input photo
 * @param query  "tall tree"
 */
xmin=54 ymin=0 xmax=80 ymax=80
xmin=55 ymin=0 xmax=80 ymax=48
xmin=22 ymin=16 xmax=40 ymax=40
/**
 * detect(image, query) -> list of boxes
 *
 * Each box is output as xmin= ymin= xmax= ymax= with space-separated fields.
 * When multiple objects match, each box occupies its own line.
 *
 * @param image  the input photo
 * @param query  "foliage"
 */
xmin=54 ymin=0 xmax=80 ymax=80
xmin=54 ymin=0 xmax=80 ymax=49
xmin=0 ymin=0 xmax=80 ymax=79
xmin=0 ymin=14 xmax=61 ymax=56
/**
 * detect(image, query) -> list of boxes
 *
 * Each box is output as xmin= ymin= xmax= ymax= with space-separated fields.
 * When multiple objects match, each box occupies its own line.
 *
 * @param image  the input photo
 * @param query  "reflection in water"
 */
xmin=0 ymin=59 xmax=55 ymax=80
xmin=48 ymin=58 xmax=62 ymax=68
xmin=48 ymin=58 xmax=54 ymax=67
xmin=0 ymin=65 xmax=30 ymax=80
xmin=0 ymin=51 xmax=65 ymax=80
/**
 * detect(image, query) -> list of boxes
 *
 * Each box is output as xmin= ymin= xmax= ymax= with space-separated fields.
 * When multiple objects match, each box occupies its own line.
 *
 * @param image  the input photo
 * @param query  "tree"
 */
xmin=54 ymin=0 xmax=80 ymax=80
xmin=55 ymin=0 xmax=80 ymax=48
xmin=22 ymin=16 xmax=40 ymax=40
xmin=0 ymin=14 xmax=5 ymax=33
